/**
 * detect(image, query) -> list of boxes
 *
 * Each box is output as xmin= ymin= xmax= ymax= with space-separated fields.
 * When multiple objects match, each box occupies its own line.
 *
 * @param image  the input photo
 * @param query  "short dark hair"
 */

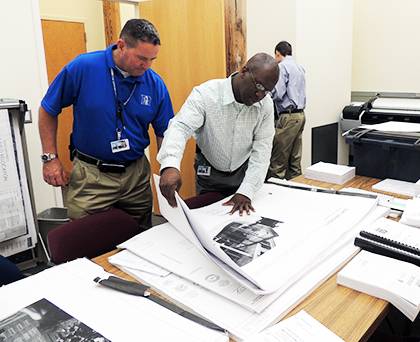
xmin=275 ymin=41 xmax=292 ymax=56
xmin=120 ymin=19 xmax=160 ymax=47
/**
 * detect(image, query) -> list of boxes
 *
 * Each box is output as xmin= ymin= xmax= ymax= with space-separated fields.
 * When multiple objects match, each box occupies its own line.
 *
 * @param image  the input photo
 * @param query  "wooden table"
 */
xmin=93 ymin=175 xmax=407 ymax=342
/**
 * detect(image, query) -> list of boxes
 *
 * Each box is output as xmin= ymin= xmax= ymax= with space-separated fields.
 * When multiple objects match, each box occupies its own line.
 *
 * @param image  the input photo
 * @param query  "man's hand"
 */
xmin=159 ymin=167 xmax=182 ymax=207
xmin=223 ymin=193 xmax=255 ymax=215
xmin=42 ymin=159 xmax=69 ymax=186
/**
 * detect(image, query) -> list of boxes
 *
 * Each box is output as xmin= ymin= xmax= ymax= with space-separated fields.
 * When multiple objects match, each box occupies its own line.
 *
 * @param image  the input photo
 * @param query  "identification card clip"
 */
xmin=197 ymin=165 xmax=211 ymax=176
xmin=111 ymin=139 xmax=130 ymax=153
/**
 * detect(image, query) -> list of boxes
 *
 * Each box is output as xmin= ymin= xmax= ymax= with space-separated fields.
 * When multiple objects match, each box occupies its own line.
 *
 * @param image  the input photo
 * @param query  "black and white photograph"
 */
xmin=213 ymin=217 xmax=282 ymax=267
xmin=0 ymin=298 xmax=110 ymax=342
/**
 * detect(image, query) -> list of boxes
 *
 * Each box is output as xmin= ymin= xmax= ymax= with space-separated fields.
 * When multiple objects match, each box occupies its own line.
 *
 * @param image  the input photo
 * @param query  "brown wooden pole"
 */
xmin=103 ymin=0 xmax=121 ymax=46
xmin=224 ymin=0 xmax=246 ymax=76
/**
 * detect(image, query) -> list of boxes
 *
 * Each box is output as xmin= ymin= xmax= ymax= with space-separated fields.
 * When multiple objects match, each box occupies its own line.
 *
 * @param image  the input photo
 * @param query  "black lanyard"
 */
xmin=110 ymin=68 xmax=137 ymax=139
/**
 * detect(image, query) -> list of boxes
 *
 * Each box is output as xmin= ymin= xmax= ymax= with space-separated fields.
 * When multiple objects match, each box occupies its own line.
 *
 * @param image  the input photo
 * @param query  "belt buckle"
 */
xmin=98 ymin=162 xmax=126 ymax=173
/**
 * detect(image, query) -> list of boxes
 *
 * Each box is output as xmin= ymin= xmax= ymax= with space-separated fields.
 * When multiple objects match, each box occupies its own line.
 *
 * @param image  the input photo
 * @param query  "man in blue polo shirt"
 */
xmin=39 ymin=19 xmax=174 ymax=227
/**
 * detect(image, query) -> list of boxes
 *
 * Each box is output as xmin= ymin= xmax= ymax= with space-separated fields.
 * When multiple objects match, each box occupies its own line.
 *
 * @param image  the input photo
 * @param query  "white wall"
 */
xmin=247 ymin=0 xmax=296 ymax=58
xmin=297 ymin=0 xmax=353 ymax=166
xmin=0 ymin=0 xmax=54 ymax=214
xmin=120 ymin=2 xmax=139 ymax=26
xmin=247 ymin=0 xmax=353 ymax=168
xmin=352 ymin=0 xmax=420 ymax=93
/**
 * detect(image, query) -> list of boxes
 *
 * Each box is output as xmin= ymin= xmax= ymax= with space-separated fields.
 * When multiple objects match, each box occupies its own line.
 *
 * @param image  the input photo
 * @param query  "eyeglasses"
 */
xmin=248 ymin=69 xmax=270 ymax=95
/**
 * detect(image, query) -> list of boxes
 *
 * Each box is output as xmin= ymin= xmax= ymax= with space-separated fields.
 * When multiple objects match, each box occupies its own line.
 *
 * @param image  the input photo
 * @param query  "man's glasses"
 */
xmin=248 ymin=69 xmax=270 ymax=95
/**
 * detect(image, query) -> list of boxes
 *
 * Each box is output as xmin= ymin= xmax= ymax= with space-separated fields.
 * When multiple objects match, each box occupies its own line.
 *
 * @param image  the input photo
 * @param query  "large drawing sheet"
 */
xmin=154 ymin=175 xmax=378 ymax=294
xmin=116 ymin=207 xmax=389 ymax=341
xmin=0 ymin=259 xmax=228 ymax=342
xmin=0 ymin=109 xmax=26 ymax=242
xmin=154 ymin=174 xmax=267 ymax=293
xmin=0 ymin=110 xmax=36 ymax=256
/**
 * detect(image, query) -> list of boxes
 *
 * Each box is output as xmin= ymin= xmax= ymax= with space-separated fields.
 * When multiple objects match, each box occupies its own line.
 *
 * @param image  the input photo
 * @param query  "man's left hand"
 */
xmin=223 ymin=194 xmax=255 ymax=215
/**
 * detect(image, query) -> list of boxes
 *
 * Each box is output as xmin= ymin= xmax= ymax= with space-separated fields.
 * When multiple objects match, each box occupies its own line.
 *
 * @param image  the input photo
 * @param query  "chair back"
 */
xmin=48 ymin=208 xmax=140 ymax=264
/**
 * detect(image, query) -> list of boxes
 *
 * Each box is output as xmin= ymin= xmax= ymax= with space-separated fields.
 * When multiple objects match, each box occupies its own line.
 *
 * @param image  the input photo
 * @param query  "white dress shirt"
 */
xmin=157 ymin=75 xmax=275 ymax=199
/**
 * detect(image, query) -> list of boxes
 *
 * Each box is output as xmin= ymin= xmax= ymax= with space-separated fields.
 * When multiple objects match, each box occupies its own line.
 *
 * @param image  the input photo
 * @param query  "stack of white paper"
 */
xmin=111 ymin=206 xmax=388 ymax=341
xmin=337 ymin=250 xmax=420 ymax=321
xmin=303 ymin=162 xmax=355 ymax=184
xmin=109 ymin=178 xmax=389 ymax=340
xmin=0 ymin=259 xmax=228 ymax=342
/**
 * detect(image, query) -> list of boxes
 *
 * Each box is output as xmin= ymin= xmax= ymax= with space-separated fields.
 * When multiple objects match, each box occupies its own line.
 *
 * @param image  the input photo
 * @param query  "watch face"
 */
xmin=41 ymin=153 xmax=56 ymax=162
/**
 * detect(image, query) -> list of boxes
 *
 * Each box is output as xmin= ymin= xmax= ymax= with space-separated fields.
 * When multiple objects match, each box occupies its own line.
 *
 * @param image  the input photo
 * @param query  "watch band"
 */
xmin=41 ymin=152 xmax=58 ymax=163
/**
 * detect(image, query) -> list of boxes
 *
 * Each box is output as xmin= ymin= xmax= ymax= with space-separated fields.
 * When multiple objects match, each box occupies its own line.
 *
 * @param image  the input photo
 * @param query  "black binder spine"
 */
xmin=359 ymin=231 xmax=420 ymax=257
xmin=354 ymin=237 xmax=420 ymax=267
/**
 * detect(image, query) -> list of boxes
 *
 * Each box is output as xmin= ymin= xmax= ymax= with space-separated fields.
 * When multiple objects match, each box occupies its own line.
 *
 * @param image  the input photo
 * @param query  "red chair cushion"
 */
xmin=48 ymin=208 xmax=141 ymax=264
xmin=184 ymin=191 xmax=226 ymax=209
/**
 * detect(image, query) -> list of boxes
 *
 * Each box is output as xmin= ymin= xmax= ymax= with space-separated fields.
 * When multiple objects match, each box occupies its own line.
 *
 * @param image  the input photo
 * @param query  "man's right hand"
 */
xmin=43 ymin=159 xmax=69 ymax=187
xmin=159 ymin=167 xmax=182 ymax=207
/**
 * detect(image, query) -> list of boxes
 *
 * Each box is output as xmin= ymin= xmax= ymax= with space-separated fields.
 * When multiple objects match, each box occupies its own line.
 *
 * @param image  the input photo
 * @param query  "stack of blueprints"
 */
xmin=110 ymin=177 xmax=389 ymax=340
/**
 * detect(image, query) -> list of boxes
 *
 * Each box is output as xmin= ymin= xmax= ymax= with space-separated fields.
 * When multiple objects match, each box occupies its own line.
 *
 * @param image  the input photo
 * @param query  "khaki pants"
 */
xmin=268 ymin=112 xmax=305 ymax=180
xmin=66 ymin=156 xmax=152 ymax=227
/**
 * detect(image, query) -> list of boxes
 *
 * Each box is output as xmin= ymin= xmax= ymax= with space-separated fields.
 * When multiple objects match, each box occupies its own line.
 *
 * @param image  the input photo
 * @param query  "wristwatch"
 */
xmin=41 ymin=152 xmax=58 ymax=163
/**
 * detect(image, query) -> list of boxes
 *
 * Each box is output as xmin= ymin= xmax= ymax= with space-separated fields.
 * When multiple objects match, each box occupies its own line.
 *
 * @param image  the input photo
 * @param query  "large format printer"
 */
xmin=340 ymin=95 xmax=420 ymax=182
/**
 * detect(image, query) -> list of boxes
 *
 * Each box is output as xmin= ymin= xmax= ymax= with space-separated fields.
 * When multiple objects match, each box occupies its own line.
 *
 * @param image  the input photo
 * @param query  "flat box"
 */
xmin=345 ymin=128 xmax=420 ymax=182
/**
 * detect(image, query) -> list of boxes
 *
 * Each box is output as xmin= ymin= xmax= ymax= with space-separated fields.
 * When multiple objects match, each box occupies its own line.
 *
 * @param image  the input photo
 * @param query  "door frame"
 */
xmin=40 ymin=15 xmax=88 ymax=207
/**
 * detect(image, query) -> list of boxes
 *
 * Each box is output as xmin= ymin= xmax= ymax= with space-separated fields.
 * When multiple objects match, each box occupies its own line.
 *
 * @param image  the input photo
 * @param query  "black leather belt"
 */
xmin=74 ymin=150 xmax=134 ymax=173
xmin=278 ymin=108 xmax=304 ymax=114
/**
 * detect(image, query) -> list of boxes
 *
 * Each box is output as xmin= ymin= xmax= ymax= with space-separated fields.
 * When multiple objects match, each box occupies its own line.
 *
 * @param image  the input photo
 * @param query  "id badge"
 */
xmin=110 ymin=138 xmax=130 ymax=153
xmin=197 ymin=165 xmax=211 ymax=176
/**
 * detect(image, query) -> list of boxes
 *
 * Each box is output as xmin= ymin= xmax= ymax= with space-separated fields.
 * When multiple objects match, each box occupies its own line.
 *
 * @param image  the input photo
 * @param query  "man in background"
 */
xmin=39 ymin=19 xmax=174 ymax=227
xmin=267 ymin=41 xmax=306 ymax=180
xmin=158 ymin=53 xmax=279 ymax=215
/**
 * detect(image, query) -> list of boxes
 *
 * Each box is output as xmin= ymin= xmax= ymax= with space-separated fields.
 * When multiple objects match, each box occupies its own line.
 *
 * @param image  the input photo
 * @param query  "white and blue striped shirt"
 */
xmin=157 ymin=75 xmax=275 ymax=199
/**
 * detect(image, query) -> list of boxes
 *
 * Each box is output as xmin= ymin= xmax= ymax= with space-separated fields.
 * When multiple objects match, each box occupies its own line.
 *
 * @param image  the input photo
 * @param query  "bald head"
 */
xmin=232 ymin=53 xmax=279 ymax=106
xmin=246 ymin=53 xmax=279 ymax=90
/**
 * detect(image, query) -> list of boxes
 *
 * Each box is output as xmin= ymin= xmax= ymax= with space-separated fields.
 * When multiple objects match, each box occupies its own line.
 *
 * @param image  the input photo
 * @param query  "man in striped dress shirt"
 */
xmin=158 ymin=53 xmax=279 ymax=215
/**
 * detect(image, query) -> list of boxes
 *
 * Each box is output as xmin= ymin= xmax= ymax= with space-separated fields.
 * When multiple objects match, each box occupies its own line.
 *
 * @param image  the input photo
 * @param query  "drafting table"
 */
xmin=93 ymin=175 xmax=408 ymax=342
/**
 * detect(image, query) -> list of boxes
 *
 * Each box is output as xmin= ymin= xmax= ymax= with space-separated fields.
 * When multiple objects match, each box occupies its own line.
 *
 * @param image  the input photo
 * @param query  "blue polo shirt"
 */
xmin=41 ymin=44 xmax=174 ymax=162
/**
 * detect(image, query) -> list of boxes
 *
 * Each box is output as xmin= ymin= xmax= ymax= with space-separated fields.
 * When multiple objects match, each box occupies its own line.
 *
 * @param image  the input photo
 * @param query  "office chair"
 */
xmin=184 ymin=191 xmax=226 ymax=209
xmin=47 ymin=208 xmax=141 ymax=264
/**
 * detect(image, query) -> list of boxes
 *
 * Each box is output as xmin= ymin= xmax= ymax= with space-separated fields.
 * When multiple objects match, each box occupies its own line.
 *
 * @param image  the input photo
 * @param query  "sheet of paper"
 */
xmin=360 ymin=121 xmax=420 ymax=133
xmin=0 ymin=109 xmax=26 ymax=242
xmin=118 ymin=206 xmax=389 ymax=340
xmin=0 ymin=259 xmax=228 ymax=342
xmin=242 ymin=310 xmax=344 ymax=342
xmin=372 ymin=98 xmax=420 ymax=112
xmin=108 ymin=249 xmax=170 ymax=277
xmin=119 ymin=224 xmax=281 ymax=313
xmin=0 ymin=112 xmax=37 ymax=256
xmin=372 ymin=178 xmax=418 ymax=197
